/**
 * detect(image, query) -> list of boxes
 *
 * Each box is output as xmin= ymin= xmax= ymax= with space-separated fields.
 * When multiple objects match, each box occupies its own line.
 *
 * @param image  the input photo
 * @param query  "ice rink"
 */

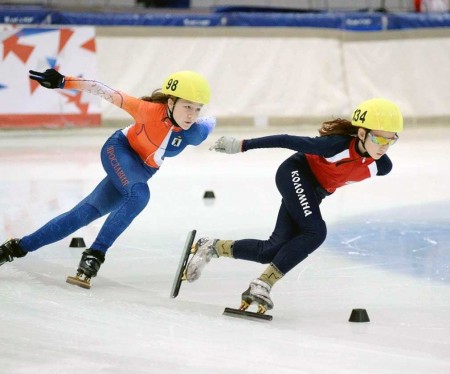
xmin=0 ymin=124 xmax=449 ymax=374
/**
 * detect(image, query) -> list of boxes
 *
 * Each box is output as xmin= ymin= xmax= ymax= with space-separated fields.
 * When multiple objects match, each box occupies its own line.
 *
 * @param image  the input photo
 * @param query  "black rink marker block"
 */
xmin=203 ymin=190 xmax=215 ymax=199
xmin=349 ymin=308 xmax=370 ymax=322
xmin=69 ymin=237 xmax=86 ymax=248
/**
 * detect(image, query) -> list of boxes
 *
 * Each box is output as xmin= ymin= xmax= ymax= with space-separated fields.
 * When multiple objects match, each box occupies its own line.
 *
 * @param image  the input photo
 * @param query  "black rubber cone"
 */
xmin=203 ymin=190 xmax=215 ymax=199
xmin=69 ymin=237 xmax=86 ymax=248
xmin=349 ymin=308 xmax=370 ymax=322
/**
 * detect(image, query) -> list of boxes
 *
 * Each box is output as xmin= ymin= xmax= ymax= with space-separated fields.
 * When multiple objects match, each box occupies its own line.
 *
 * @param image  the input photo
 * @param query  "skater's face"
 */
xmin=358 ymin=128 xmax=398 ymax=160
xmin=168 ymin=98 xmax=203 ymax=130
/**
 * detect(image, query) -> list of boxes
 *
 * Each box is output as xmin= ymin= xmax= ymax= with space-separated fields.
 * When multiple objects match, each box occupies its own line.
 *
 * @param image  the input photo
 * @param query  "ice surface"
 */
xmin=1 ymin=125 xmax=449 ymax=374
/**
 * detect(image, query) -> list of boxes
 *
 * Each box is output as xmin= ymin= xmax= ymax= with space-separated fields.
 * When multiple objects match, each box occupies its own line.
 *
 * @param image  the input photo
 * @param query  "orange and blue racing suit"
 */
xmin=20 ymin=77 xmax=215 ymax=254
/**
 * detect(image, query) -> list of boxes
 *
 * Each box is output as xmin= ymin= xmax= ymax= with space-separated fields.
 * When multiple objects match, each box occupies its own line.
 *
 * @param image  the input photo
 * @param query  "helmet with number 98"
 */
xmin=161 ymin=71 xmax=211 ymax=105
xmin=351 ymin=98 xmax=403 ymax=133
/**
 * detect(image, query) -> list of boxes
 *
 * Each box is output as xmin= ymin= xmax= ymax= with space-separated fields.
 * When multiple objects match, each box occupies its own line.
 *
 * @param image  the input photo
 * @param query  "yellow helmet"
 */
xmin=161 ymin=70 xmax=211 ymax=104
xmin=351 ymin=98 xmax=403 ymax=132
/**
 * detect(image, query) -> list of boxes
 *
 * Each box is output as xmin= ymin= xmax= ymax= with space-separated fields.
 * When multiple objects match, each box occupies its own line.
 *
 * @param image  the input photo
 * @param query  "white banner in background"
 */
xmin=0 ymin=25 xmax=101 ymax=128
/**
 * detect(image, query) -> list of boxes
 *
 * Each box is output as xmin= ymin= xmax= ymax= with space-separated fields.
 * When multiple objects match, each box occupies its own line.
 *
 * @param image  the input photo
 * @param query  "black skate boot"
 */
xmin=0 ymin=238 xmax=27 ymax=267
xmin=66 ymin=248 xmax=105 ymax=289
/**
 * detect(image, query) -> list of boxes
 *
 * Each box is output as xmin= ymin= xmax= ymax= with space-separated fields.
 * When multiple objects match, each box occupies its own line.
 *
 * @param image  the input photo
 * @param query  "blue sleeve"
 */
xmin=185 ymin=116 xmax=216 ymax=146
xmin=242 ymin=134 xmax=352 ymax=158
xmin=376 ymin=155 xmax=392 ymax=175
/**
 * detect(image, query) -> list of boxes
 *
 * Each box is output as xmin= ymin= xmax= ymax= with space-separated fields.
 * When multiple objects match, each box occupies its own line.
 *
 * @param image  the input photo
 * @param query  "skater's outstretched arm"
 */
xmin=29 ymin=68 xmax=143 ymax=120
xmin=209 ymin=134 xmax=351 ymax=157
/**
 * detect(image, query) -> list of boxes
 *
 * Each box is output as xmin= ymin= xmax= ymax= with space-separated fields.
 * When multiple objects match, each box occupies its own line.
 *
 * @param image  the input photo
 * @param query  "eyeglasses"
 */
xmin=368 ymin=133 xmax=399 ymax=146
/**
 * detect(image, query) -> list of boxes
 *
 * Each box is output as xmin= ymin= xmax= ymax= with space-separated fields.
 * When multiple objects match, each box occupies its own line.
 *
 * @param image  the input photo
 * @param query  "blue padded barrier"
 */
xmin=224 ymin=12 xmax=385 ymax=31
xmin=387 ymin=12 xmax=450 ymax=29
xmin=0 ymin=6 xmax=52 ymax=25
xmin=0 ymin=5 xmax=449 ymax=30
xmin=55 ymin=11 xmax=226 ymax=26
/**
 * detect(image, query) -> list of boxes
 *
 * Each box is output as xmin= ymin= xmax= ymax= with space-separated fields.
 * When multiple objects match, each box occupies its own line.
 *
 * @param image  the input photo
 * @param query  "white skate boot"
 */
xmin=241 ymin=279 xmax=274 ymax=313
xmin=185 ymin=238 xmax=218 ymax=282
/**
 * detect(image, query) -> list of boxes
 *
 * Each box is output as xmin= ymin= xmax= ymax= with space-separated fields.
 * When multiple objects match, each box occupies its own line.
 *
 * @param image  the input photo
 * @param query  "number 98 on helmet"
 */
xmin=162 ymin=71 xmax=211 ymax=105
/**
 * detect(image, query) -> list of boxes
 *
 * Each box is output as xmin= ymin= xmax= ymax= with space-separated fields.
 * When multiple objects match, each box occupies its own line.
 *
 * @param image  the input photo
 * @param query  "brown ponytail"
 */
xmin=140 ymin=89 xmax=173 ymax=104
xmin=318 ymin=118 xmax=358 ymax=137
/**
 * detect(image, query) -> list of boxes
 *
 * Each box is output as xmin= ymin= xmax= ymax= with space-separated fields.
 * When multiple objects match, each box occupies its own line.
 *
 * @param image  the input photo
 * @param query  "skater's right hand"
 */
xmin=209 ymin=136 xmax=242 ymax=154
xmin=29 ymin=68 xmax=65 ymax=89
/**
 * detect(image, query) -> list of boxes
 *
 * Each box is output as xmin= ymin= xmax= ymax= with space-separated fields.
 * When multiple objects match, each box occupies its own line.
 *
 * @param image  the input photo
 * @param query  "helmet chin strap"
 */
xmin=167 ymin=97 xmax=181 ymax=127
xmin=358 ymin=132 xmax=371 ymax=157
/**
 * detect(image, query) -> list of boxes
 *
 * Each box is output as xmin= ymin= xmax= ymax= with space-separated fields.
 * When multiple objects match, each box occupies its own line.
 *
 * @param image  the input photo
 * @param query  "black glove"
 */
xmin=29 ymin=69 xmax=65 ymax=89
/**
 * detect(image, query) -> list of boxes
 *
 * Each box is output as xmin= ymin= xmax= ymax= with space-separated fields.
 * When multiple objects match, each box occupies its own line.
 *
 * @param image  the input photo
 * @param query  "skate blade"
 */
xmin=181 ymin=245 xmax=199 ymax=281
xmin=223 ymin=307 xmax=273 ymax=321
xmin=170 ymin=230 xmax=197 ymax=298
xmin=66 ymin=275 xmax=91 ymax=289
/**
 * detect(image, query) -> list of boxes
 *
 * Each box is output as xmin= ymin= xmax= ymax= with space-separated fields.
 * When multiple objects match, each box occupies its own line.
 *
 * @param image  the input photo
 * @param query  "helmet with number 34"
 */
xmin=162 ymin=71 xmax=211 ymax=105
xmin=351 ymin=98 xmax=403 ymax=133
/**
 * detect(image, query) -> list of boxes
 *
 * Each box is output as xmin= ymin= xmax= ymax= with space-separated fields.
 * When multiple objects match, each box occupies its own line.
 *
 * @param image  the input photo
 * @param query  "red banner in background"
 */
xmin=0 ymin=25 xmax=101 ymax=128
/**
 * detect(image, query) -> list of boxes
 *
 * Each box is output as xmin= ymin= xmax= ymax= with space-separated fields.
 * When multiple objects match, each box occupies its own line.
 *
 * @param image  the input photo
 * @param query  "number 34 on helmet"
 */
xmin=351 ymin=98 xmax=403 ymax=133
xmin=162 ymin=71 xmax=211 ymax=105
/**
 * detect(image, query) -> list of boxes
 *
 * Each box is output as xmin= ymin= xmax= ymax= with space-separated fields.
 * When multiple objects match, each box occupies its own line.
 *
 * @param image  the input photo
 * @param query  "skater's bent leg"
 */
xmin=19 ymin=177 xmax=123 ymax=253
xmin=271 ymin=219 xmax=327 ymax=275
xmin=232 ymin=202 xmax=298 ymax=263
xmin=20 ymin=203 xmax=101 ymax=252
xmin=238 ymin=155 xmax=327 ymax=290
xmin=268 ymin=156 xmax=328 ymax=275
xmin=89 ymin=131 xmax=154 ymax=253
xmin=91 ymin=182 xmax=150 ymax=253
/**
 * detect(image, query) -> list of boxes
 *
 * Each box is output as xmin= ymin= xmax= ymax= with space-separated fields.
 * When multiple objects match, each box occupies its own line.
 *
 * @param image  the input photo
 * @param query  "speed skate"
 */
xmin=66 ymin=273 xmax=92 ymax=289
xmin=223 ymin=289 xmax=273 ymax=321
xmin=170 ymin=229 xmax=197 ymax=298
xmin=171 ymin=230 xmax=272 ymax=321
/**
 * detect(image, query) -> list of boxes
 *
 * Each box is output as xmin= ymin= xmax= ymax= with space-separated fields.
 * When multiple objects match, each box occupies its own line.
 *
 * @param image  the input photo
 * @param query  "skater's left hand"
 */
xmin=29 ymin=68 xmax=65 ymax=89
xmin=209 ymin=136 xmax=242 ymax=154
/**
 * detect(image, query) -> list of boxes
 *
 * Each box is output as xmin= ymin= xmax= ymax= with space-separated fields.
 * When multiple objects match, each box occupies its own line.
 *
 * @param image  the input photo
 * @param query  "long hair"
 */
xmin=140 ymin=89 xmax=173 ymax=103
xmin=318 ymin=118 xmax=359 ymax=137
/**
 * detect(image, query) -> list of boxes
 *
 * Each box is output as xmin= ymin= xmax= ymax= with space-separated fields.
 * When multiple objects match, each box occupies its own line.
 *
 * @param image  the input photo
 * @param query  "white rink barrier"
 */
xmin=1 ymin=25 xmax=448 ymax=128
xmin=96 ymin=27 xmax=450 ymax=127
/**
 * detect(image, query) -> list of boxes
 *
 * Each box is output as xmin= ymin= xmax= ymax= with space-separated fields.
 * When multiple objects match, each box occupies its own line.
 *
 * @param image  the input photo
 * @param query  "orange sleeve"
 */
xmin=64 ymin=76 xmax=146 ymax=123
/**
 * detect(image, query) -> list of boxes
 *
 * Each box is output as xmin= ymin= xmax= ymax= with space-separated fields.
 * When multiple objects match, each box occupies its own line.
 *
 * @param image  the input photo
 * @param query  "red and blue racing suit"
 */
xmin=233 ymin=134 xmax=392 ymax=276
